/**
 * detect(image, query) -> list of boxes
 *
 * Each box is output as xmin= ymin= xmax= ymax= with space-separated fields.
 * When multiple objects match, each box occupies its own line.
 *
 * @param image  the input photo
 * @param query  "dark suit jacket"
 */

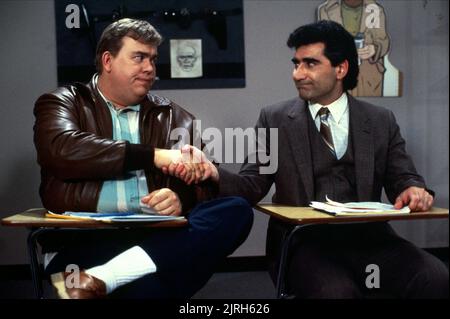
xmin=218 ymin=94 xmax=429 ymax=277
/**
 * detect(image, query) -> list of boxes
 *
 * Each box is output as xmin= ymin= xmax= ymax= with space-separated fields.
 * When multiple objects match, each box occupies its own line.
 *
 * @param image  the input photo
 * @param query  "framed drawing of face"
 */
xmin=170 ymin=39 xmax=202 ymax=78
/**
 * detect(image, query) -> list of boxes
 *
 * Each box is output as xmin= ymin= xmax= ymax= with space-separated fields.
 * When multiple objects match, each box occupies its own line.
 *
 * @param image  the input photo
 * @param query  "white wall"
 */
xmin=0 ymin=0 xmax=448 ymax=264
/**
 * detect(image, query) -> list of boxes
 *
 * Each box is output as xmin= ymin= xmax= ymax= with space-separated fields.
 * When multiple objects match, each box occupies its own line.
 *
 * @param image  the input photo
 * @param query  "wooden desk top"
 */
xmin=1 ymin=209 xmax=188 ymax=228
xmin=256 ymin=204 xmax=449 ymax=225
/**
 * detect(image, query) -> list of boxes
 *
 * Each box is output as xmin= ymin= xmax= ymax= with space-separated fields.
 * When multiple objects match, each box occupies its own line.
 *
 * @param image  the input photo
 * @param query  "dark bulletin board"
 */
xmin=55 ymin=0 xmax=245 ymax=89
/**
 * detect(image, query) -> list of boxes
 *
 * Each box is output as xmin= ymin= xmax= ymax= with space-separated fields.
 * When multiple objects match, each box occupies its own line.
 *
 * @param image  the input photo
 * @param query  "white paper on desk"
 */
xmin=62 ymin=211 xmax=184 ymax=222
xmin=94 ymin=215 xmax=185 ymax=222
xmin=310 ymin=196 xmax=410 ymax=216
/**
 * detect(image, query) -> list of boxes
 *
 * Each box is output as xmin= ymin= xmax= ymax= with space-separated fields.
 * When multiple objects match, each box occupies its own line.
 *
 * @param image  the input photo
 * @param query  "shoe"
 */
xmin=50 ymin=270 xmax=107 ymax=299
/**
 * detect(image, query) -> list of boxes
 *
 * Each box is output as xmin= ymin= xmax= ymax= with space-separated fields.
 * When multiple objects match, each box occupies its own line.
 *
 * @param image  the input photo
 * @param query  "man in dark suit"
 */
xmin=168 ymin=20 xmax=448 ymax=298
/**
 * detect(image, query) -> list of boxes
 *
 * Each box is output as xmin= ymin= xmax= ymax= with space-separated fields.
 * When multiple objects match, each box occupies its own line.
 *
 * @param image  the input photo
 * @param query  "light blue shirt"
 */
xmin=308 ymin=93 xmax=349 ymax=159
xmin=96 ymin=81 xmax=149 ymax=213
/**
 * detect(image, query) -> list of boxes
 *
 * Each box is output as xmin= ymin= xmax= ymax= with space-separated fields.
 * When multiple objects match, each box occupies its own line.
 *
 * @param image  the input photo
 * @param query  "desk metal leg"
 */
xmin=276 ymin=224 xmax=312 ymax=299
xmin=27 ymin=228 xmax=47 ymax=299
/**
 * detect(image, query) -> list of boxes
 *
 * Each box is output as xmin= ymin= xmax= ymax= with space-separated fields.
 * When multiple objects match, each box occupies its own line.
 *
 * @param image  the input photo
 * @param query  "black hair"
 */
xmin=287 ymin=20 xmax=359 ymax=90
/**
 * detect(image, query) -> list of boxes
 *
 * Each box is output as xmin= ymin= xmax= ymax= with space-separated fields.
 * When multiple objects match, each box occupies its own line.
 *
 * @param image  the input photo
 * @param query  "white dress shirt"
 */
xmin=308 ymin=93 xmax=349 ymax=159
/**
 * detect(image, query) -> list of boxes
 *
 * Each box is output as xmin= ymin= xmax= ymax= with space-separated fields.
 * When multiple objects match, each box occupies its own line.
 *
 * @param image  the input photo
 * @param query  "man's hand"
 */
xmin=394 ymin=186 xmax=434 ymax=212
xmin=154 ymin=148 xmax=183 ymax=168
xmin=154 ymin=145 xmax=211 ymax=184
xmin=141 ymin=188 xmax=182 ymax=216
xmin=161 ymin=145 xmax=219 ymax=184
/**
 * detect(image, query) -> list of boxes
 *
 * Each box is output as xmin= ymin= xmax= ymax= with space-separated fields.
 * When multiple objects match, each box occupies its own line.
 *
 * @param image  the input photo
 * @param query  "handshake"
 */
xmin=154 ymin=145 xmax=219 ymax=185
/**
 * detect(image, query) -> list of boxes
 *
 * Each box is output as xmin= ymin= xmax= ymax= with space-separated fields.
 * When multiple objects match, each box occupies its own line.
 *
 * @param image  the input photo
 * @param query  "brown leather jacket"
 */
xmin=34 ymin=76 xmax=215 ymax=213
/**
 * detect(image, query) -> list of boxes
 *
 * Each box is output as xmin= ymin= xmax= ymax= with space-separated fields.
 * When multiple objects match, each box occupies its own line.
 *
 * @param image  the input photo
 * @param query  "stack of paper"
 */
xmin=47 ymin=211 xmax=185 ymax=222
xmin=309 ymin=196 xmax=410 ymax=216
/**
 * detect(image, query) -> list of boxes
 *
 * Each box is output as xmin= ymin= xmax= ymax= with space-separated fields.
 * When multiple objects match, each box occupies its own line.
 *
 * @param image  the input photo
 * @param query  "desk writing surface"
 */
xmin=1 ymin=209 xmax=188 ymax=228
xmin=256 ymin=204 xmax=449 ymax=225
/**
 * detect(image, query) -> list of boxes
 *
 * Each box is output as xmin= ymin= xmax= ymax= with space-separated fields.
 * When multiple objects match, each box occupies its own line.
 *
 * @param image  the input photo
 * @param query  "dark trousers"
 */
xmin=286 ymin=222 xmax=449 ymax=299
xmin=43 ymin=196 xmax=254 ymax=298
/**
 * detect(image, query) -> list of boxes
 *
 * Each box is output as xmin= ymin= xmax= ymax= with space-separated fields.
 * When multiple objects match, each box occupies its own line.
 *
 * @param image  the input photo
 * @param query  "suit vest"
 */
xmin=307 ymin=112 xmax=358 ymax=202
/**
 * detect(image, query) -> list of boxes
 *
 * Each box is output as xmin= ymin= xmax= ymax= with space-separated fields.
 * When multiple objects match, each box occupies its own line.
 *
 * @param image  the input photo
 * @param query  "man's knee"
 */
xmin=206 ymin=196 xmax=252 ymax=213
xmin=192 ymin=196 xmax=253 ymax=224
xmin=287 ymin=244 xmax=364 ymax=299
xmin=222 ymin=196 xmax=254 ymax=223
xmin=406 ymin=255 xmax=449 ymax=298
xmin=211 ymin=196 xmax=253 ymax=240
xmin=189 ymin=196 xmax=253 ymax=239
xmin=228 ymin=197 xmax=254 ymax=244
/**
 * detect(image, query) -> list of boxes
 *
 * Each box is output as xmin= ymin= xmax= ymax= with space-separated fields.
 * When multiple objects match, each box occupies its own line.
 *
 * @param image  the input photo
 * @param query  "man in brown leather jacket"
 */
xmin=33 ymin=18 xmax=253 ymax=299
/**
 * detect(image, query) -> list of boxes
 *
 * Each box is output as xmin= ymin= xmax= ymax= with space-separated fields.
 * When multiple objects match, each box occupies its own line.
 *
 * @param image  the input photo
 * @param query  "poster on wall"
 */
xmin=55 ymin=0 xmax=245 ymax=89
xmin=170 ymin=39 xmax=203 ymax=78
xmin=317 ymin=0 xmax=402 ymax=97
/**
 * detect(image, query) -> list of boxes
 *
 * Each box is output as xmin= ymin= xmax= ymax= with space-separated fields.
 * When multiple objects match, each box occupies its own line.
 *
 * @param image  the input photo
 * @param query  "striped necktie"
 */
xmin=318 ymin=107 xmax=335 ymax=157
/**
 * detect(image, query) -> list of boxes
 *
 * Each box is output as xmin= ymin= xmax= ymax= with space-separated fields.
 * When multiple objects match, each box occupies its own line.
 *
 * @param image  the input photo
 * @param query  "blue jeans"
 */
xmin=44 ymin=196 xmax=254 ymax=298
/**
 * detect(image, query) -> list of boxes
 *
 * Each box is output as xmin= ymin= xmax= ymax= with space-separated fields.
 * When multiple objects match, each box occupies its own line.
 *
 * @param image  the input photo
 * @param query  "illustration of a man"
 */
xmin=318 ymin=0 xmax=398 ymax=96
xmin=171 ymin=39 xmax=203 ymax=78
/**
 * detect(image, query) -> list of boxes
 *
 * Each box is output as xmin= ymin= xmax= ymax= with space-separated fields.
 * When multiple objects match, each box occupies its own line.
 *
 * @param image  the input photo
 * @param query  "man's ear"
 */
xmin=336 ymin=60 xmax=349 ymax=80
xmin=102 ymin=51 xmax=113 ymax=73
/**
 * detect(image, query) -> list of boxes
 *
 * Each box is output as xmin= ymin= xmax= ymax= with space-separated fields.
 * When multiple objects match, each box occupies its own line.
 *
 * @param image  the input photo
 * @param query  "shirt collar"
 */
xmin=94 ymin=74 xmax=140 ymax=113
xmin=308 ymin=93 xmax=348 ymax=123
